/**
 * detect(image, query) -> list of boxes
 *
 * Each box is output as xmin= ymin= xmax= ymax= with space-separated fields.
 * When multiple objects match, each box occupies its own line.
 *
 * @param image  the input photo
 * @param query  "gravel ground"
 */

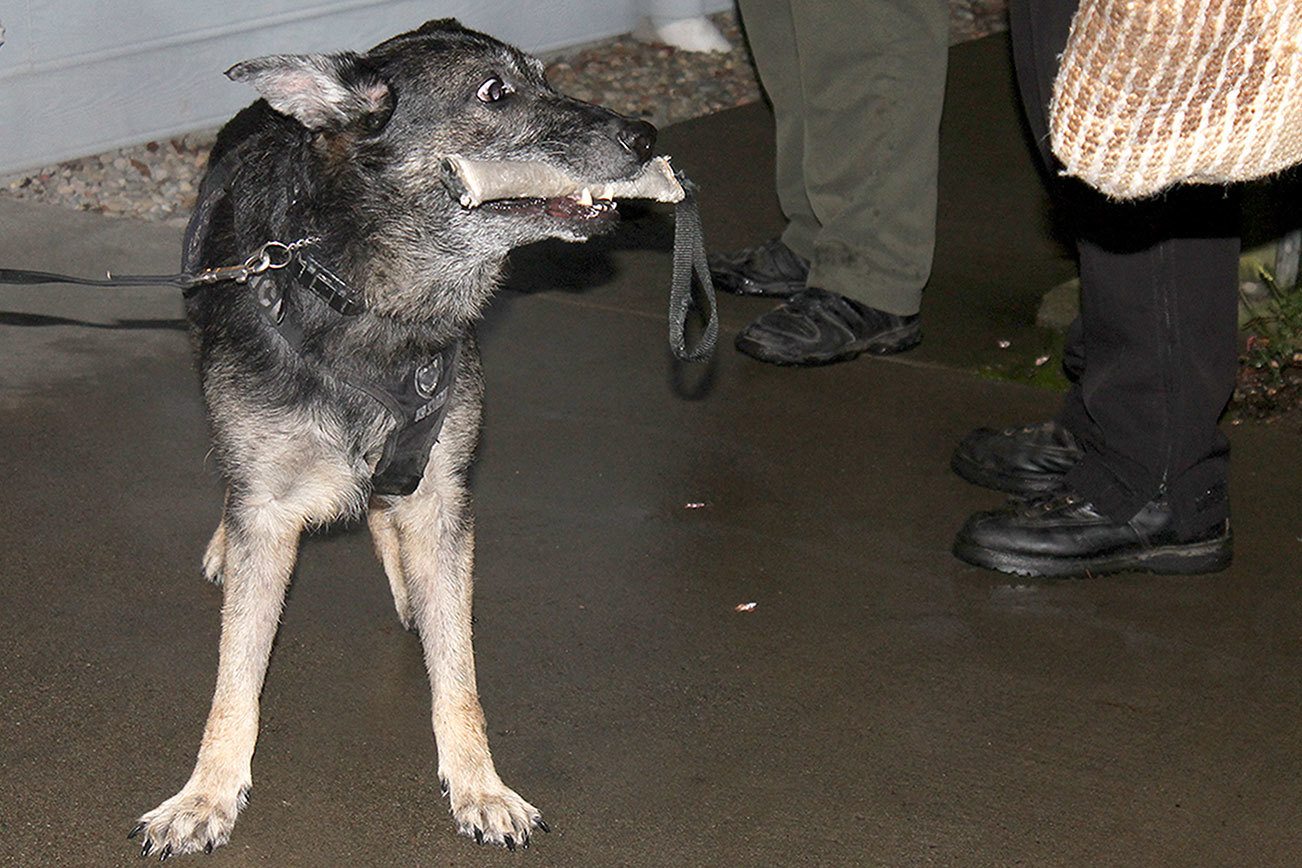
xmin=0 ymin=6 xmax=1008 ymax=226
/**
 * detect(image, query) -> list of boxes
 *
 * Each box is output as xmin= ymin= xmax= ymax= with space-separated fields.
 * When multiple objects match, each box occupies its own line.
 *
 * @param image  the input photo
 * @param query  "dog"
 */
xmin=128 ymin=19 xmax=659 ymax=858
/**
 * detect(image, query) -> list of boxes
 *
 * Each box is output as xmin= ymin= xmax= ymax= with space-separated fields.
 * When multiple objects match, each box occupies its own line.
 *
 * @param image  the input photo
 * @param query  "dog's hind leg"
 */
xmin=368 ymin=504 xmax=413 ymax=630
xmin=391 ymin=459 xmax=545 ymax=850
xmin=133 ymin=462 xmax=356 ymax=858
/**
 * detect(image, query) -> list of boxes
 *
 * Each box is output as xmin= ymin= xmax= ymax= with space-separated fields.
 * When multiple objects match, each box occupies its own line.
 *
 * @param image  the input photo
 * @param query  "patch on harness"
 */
xmin=370 ymin=342 xmax=462 ymax=496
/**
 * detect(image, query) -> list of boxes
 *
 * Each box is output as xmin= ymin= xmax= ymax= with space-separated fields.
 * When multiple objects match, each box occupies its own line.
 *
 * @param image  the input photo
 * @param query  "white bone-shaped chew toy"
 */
xmin=440 ymin=155 xmax=685 ymax=208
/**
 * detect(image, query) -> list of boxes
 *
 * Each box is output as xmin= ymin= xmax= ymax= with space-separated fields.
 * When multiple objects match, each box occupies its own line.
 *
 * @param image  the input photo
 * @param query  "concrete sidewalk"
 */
xmin=2 ymin=33 xmax=1299 ymax=867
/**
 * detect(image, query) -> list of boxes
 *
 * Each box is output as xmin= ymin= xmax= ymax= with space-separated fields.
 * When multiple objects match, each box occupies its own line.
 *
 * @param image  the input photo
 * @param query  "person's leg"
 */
xmin=1064 ymin=195 xmax=1239 ymax=533
xmin=729 ymin=0 xmax=946 ymax=366
xmin=1016 ymin=0 xmax=1240 ymax=529
xmin=735 ymin=0 xmax=819 ymax=258
xmin=947 ymin=0 xmax=1088 ymax=495
xmin=709 ymin=2 xmax=816 ymax=299
xmin=789 ymin=0 xmax=949 ymax=316
xmin=964 ymin=0 xmax=1237 ymax=517
xmin=1011 ymin=0 xmax=1088 ymax=422
xmin=954 ymin=0 xmax=1239 ymax=575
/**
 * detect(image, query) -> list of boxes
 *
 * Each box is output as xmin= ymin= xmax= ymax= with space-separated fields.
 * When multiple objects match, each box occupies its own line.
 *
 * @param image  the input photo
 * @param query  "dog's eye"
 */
xmin=476 ymin=77 xmax=513 ymax=103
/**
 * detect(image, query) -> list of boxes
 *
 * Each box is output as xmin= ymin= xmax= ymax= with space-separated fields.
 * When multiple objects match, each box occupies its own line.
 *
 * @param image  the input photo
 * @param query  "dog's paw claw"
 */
xmin=534 ymin=817 xmax=550 ymax=834
xmin=449 ymin=779 xmax=541 ymax=849
xmin=133 ymin=783 xmax=245 ymax=859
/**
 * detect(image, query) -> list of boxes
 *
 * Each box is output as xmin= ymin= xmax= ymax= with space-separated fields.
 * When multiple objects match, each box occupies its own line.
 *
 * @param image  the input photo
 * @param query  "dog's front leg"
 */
xmin=391 ymin=466 xmax=546 ymax=850
xmin=131 ymin=505 xmax=300 ymax=859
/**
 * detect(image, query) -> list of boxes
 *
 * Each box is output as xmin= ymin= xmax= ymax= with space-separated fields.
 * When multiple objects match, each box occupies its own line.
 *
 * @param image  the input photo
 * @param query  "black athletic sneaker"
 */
xmin=707 ymin=238 xmax=810 ymax=297
xmin=951 ymin=421 xmax=1083 ymax=496
xmin=952 ymin=490 xmax=1233 ymax=577
xmin=734 ymin=288 xmax=921 ymax=366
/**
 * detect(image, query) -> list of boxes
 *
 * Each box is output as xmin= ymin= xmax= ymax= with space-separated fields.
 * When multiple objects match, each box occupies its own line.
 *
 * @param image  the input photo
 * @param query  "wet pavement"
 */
xmin=2 ymin=34 xmax=1299 ymax=867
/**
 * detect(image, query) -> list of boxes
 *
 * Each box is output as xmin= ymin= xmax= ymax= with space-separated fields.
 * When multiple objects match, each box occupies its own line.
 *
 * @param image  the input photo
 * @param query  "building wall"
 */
xmin=0 ymin=0 xmax=730 ymax=176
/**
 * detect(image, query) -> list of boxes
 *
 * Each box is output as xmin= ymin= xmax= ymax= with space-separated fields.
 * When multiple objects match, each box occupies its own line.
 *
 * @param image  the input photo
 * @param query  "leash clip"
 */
xmin=189 ymin=236 xmax=321 ymax=286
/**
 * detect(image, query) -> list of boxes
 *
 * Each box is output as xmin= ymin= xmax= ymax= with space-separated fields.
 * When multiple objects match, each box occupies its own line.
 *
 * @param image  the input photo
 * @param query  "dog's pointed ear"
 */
xmin=413 ymin=17 xmax=464 ymax=34
xmin=226 ymin=52 xmax=392 ymax=131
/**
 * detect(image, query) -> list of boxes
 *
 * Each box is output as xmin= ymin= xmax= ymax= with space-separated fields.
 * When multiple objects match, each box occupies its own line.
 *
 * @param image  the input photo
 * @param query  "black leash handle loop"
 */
xmin=669 ymin=171 xmax=719 ymax=362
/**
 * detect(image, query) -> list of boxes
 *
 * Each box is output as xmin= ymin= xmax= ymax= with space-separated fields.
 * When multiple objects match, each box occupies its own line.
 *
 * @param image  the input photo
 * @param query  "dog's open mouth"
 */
xmin=480 ymin=188 xmax=620 ymax=222
xmin=439 ymin=155 xmax=685 ymax=220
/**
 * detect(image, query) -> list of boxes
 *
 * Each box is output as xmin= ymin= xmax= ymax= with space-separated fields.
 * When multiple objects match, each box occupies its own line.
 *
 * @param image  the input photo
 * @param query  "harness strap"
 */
xmin=182 ymin=149 xmax=242 ymax=273
xmin=367 ymin=342 xmax=462 ymax=496
xmin=251 ymin=272 xmax=459 ymax=496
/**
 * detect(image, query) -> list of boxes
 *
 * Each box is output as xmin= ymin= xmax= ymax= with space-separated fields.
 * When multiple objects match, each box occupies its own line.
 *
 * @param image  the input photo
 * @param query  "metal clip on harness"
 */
xmin=183 ymin=237 xmax=321 ymax=288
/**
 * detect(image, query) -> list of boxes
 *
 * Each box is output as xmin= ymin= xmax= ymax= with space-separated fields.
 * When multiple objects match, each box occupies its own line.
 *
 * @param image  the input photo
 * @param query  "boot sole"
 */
xmin=952 ymin=533 xmax=1233 ymax=578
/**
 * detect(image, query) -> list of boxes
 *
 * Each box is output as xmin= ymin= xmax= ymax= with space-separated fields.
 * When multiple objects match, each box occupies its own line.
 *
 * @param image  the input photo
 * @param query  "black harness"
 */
xmin=180 ymin=151 xmax=462 ymax=497
xmin=246 ymin=261 xmax=461 ymax=496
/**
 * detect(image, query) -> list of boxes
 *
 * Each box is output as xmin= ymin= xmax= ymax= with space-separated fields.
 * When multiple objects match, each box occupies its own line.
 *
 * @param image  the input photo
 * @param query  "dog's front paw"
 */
xmin=445 ymin=776 xmax=548 ymax=850
xmin=129 ymin=783 xmax=249 ymax=859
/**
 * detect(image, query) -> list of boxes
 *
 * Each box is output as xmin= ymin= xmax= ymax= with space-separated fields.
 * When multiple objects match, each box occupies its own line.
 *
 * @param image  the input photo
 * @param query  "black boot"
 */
xmin=951 ymin=421 xmax=1083 ymax=496
xmin=952 ymin=490 xmax=1232 ymax=577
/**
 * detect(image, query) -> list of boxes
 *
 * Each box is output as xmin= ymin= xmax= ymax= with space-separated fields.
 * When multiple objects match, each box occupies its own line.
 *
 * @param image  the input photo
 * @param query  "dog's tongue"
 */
xmin=440 ymin=155 xmax=685 ymax=209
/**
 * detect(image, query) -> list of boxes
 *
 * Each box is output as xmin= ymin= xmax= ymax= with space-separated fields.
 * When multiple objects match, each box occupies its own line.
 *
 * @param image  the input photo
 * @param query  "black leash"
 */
xmin=0 ymin=151 xmax=309 ymax=298
xmin=669 ymin=172 xmax=719 ymax=362
xmin=0 ymin=237 xmax=317 ymax=296
xmin=0 ymin=267 xmax=197 ymax=290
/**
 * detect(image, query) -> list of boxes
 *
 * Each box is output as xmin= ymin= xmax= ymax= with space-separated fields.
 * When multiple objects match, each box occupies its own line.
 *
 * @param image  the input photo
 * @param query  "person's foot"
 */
xmin=734 ymin=288 xmax=921 ymax=366
xmin=952 ymin=490 xmax=1233 ymax=577
xmin=951 ymin=421 xmax=1083 ymax=496
xmin=707 ymin=238 xmax=809 ymax=297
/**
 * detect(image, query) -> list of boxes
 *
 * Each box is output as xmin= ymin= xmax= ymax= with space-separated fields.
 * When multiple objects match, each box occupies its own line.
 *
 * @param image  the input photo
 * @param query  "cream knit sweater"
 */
xmin=1050 ymin=0 xmax=1302 ymax=199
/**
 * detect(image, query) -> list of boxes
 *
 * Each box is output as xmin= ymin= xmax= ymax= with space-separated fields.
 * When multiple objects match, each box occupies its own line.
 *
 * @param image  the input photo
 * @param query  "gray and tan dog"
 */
xmin=129 ymin=19 xmax=678 ymax=859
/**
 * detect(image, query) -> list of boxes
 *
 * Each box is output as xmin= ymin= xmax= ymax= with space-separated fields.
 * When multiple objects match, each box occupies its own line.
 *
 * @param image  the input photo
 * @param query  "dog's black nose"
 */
xmin=618 ymin=120 xmax=658 ymax=162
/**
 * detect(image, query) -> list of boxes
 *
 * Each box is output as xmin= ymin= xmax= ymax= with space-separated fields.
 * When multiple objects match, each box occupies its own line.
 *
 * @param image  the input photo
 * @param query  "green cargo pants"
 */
xmin=736 ymin=0 xmax=949 ymax=315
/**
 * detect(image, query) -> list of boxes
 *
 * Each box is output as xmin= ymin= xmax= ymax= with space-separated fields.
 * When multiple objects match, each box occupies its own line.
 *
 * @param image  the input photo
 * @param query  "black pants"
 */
xmin=1010 ymin=0 xmax=1241 ymax=534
